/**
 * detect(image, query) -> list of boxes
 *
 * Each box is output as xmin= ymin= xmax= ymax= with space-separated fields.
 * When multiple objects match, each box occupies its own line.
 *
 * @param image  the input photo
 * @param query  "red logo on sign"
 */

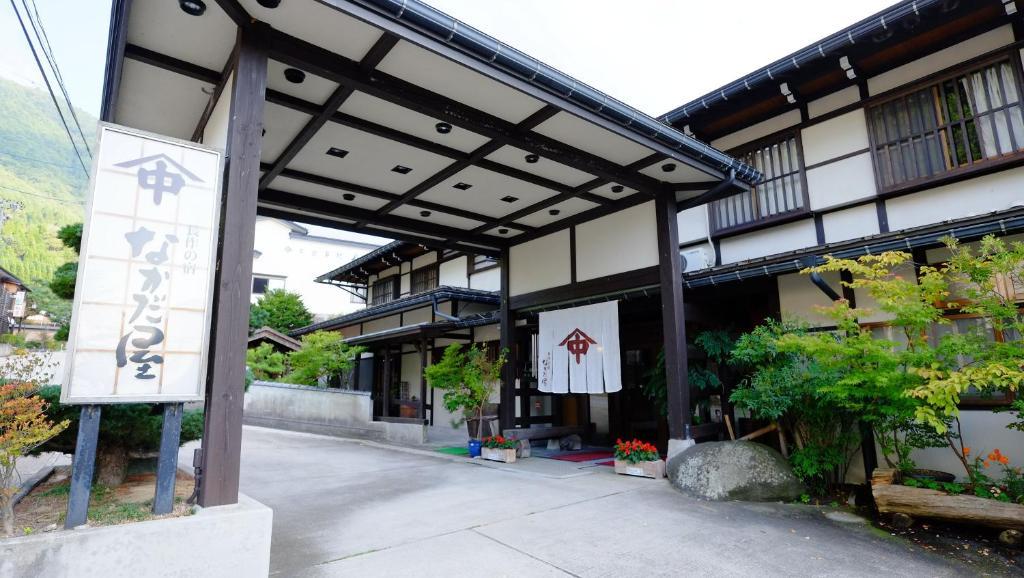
xmin=559 ymin=328 xmax=597 ymax=364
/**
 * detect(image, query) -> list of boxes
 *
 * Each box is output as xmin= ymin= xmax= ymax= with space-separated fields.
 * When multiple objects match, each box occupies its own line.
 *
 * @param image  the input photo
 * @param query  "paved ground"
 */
xmin=223 ymin=426 xmax=968 ymax=577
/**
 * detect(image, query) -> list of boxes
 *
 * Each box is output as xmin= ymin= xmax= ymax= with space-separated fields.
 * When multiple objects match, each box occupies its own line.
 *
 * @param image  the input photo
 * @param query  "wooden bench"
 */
xmin=502 ymin=425 xmax=585 ymax=442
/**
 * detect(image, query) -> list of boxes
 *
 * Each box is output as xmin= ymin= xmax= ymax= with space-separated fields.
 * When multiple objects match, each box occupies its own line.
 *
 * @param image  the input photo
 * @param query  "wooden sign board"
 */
xmin=62 ymin=124 xmax=223 ymax=404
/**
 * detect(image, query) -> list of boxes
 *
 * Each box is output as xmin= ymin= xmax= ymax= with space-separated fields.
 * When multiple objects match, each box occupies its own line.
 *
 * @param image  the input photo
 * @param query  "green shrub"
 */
xmin=284 ymin=330 xmax=362 ymax=387
xmin=249 ymin=289 xmax=313 ymax=333
xmin=246 ymin=343 xmax=286 ymax=381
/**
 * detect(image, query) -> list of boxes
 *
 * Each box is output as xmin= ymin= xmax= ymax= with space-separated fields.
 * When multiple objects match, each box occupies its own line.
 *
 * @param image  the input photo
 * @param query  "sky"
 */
xmin=0 ymin=0 xmax=897 ymax=118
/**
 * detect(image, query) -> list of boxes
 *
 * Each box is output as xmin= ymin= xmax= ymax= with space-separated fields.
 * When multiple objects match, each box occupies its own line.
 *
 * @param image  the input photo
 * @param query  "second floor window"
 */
xmin=868 ymin=56 xmax=1024 ymax=193
xmin=711 ymin=134 xmax=806 ymax=233
xmin=371 ymin=276 xmax=397 ymax=306
xmin=410 ymin=265 xmax=438 ymax=294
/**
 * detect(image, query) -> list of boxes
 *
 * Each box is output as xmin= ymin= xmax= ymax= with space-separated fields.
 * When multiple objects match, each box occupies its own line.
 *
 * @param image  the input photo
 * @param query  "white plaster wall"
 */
xmin=806 ymin=152 xmax=878 ymax=210
xmin=402 ymin=305 xmax=432 ymax=325
xmin=822 ymin=203 xmax=880 ymax=244
xmin=362 ymin=313 xmax=401 ymax=334
xmin=711 ymin=109 xmax=802 ymax=152
xmin=868 ymin=26 xmax=1013 ymax=96
xmin=439 ymin=256 xmax=469 ymax=287
xmin=474 ymin=323 xmax=499 ymax=342
xmin=575 ymin=201 xmax=658 ymax=281
xmin=509 ymin=229 xmax=571 ymax=295
xmin=885 ymin=166 xmax=1024 ymax=231
xmin=777 ymin=270 xmax=841 ymax=327
xmin=677 ymin=205 xmax=709 ymax=245
xmin=411 ymin=252 xmax=438 ymax=269
xmin=401 ymin=351 xmax=422 ymax=397
xmin=469 ymin=267 xmax=501 ymax=291
xmin=719 ymin=219 xmax=818 ymax=264
xmin=807 ymin=85 xmax=860 ymax=119
xmin=800 ymin=110 xmax=869 ymax=167
xmin=910 ymin=412 xmax=1023 ymax=482
xmin=399 ymin=263 xmax=411 ymax=296
xmin=201 ymin=73 xmax=232 ymax=151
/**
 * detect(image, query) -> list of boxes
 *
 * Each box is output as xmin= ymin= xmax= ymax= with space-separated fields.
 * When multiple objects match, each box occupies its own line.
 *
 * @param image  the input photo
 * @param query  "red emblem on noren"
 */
xmin=559 ymin=328 xmax=597 ymax=364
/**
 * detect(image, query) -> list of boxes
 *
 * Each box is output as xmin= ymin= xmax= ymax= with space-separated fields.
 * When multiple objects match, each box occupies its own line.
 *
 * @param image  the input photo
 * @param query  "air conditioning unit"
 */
xmin=679 ymin=247 xmax=711 ymax=273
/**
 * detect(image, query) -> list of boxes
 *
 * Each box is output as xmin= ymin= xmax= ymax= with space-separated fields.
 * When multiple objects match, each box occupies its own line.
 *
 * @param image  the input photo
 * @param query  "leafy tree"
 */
xmin=249 ymin=289 xmax=313 ymax=333
xmin=424 ymin=343 xmax=506 ymax=438
xmin=284 ymin=331 xmax=363 ymax=387
xmin=48 ymin=262 xmax=77 ymax=300
xmin=643 ymin=330 xmax=733 ymax=421
xmin=246 ymin=343 xmax=287 ymax=381
xmin=56 ymin=223 xmax=82 ymax=253
xmin=37 ymin=386 xmax=203 ymax=487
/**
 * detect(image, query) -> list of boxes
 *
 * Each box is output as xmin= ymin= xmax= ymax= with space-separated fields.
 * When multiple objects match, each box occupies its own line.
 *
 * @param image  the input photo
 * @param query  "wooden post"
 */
xmin=498 ymin=247 xmax=516 ymax=432
xmin=418 ymin=337 xmax=428 ymax=420
xmin=654 ymin=193 xmax=690 ymax=439
xmin=199 ymin=28 xmax=267 ymax=508
xmin=153 ymin=403 xmax=183 ymax=515
xmin=65 ymin=405 xmax=101 ymax=529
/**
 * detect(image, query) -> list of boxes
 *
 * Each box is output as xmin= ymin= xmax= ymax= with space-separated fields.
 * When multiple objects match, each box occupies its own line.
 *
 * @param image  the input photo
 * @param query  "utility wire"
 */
xmin=8 ymin=0 xmax=89 ymax=175
xmin=0 ymin=149 xmax=78 ymax=170
xmin=0 ymin=184 xmax=84 ymax=205
xmin=22 ymin=0 xmax=91 ymax=157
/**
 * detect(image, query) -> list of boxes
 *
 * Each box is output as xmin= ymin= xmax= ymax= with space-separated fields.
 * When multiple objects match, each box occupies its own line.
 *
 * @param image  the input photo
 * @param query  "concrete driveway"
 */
xmin=228 ymin=426 xmax=964 ymax=577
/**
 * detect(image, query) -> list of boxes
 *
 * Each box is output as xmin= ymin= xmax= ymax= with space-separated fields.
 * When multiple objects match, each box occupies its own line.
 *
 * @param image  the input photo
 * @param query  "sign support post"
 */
xmin=65 ymin=405 xmax=101 ymax=529
xmin=153 ymin=403 xmax=184 ymax=514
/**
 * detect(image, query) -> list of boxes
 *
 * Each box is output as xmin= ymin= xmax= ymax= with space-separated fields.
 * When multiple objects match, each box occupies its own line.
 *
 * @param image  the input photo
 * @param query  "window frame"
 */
xmin=866 ymin=50 xmax=1024 ymax=196
xmin=370 ymin=275 xmax=399 ymax=306
xmin=468 ymin=253 xmax=499 ymax=275
xmin=710 ymin=130 xmax=810 ymax=236
xmin=409 ymin=264 xmax=439 ymax=295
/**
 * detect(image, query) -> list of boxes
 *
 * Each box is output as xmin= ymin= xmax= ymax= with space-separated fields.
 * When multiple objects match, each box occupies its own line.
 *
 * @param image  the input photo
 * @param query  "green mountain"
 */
xmin=0 ymin=77 xmax=93 ymax=320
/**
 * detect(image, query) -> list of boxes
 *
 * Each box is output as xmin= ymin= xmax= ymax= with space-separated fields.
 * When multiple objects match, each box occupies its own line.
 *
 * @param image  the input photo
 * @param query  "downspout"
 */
xmin=806 ymin=270 xmax=879 ymax=499
xmin=698 ymin=169 xmax=738 ymax=266
xmin=430 ymin=293 xmax=460 ymax=322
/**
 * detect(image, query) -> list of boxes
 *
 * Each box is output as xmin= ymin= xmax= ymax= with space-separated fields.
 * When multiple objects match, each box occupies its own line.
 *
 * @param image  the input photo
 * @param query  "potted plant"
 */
xmin=424 ymin=343 xmax=506 ymax=457
xmin=480 ymin=435 xmax=518 ymax=463
xmin=613 ymin=438 xmax=665 ymax=479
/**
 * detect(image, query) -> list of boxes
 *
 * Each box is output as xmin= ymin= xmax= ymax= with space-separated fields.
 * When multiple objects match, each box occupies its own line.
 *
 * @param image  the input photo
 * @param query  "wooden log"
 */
xmin=777 ymin=426 xmax=789 ymax=459
xmin=738 ymin=422 xmax=777 ymax=441
xmin=724 ymin=415 xmax=735 ymax=441
xmin=872 ymin=468 xmax=1024 ymax=530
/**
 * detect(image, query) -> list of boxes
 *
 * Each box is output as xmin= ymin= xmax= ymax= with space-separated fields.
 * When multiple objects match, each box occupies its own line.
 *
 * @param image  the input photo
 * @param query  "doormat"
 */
xmin=436 ymin=446 xmax=470 ymax=456
xmin=549 ymin=451 xmax=614 ymax=463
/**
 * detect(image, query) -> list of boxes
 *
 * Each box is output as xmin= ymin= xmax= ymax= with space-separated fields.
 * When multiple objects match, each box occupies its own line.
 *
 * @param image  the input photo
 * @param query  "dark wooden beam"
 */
xmin=260 ymin=188 xmax=506 ymax=249
xmin=124 ymin=43 xmax=220 ymax=84
xmin=498 ymin=247 xmax=516 ymax=431
xmin=259 ymin=33 xmax=399 ymax=191
xmin=508 ymin=265 xmax=660 ymax=310
xmin=257 ymin=205 xmax=499 ymax=258
xmin=99 ymin=0 xmax=132 ymax=122
xmin=654 ymin=193 xmax=690 ymax=439
xmin=192 ymin=55 xmax=237 ymax=143
xmin=199 ymin=26 xmax=267 ymax=508
xmin=262 ymin=164 xmax=534 ymax=232
xmin=258 ymin=26 xmax=665 ymax=194
xmin=211 ymin=0 xmax=251 ymax=28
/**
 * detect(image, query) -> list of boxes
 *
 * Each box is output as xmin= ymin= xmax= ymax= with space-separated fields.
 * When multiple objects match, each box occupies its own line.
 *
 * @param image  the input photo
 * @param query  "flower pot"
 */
xmin=467 ymin=439 xmax=482 ymax=458
xmin=481 ymin=447 xmax=517 ymax=463
xmin=613 ymin=459 xmax=665 ymax=479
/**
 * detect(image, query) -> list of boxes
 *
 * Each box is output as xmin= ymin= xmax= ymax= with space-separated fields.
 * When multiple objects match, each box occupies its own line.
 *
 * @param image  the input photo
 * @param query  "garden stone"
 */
xmin=667 ymin=441 xmax=803 ymax=501
xmin=559 ymin=434 xmax=582 ymax=451
xmin=890 ymin=513 xmax=915 ymax=529
xmin=999 ymin=529 xmax=1022 ymax=548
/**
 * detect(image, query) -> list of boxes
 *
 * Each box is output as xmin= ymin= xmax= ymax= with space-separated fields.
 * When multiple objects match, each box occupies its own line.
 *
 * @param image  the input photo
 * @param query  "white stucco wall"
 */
xmin=822 ymin=203 xmax=880 ymax=244
xmin=439 ymin=255 xmax=469 ymax=287
xmin=575 ymin=201 xmax=659 ymax=281
xmin=677 ymin=206 xmax=710 ymax=245
xmin=800 ymin=110 xmax=869 ymax=167
xmin=806 ymin=152 xmax=877 ymax=210
xmin=885 ymin=166 xmax=1024 ymax=231
xmin=711 ymin=109 xmax=802 ymax=152
xmin=469 ymin=267 xmax=501 ymax=291
xmin=509 ymin=229 xmax=571 ymax=295
xmin=719 ymin=219 xmax=818 ymax=265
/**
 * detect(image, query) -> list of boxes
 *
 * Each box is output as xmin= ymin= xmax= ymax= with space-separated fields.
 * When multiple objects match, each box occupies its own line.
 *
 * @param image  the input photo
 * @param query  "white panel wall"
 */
xmin=474 ymin=323 xmax=499 ymax=342
xmin=411 ymin=252 xmax=438 ymax=269
xmin=202 ymin=73 xmax=232 ymax=150
xmin=806 ymin=152 xmax=878 ymax=210
xmin=719 ymin=219 xmax=818 ymax=264
xmin=403 ymin=305 xmax=432 ymax=325
xmin=362 ymin=314 xmax=401 ymax=334
xmin=807 ymin=85 xmax=860 ymax=119
xmin=509 ymin=229 xmax=571 ymax=296
xmin=822 ymin=204 xmax=879 ymax=244
xmin=711 ymin=109 xmax=802 ymax=152
xmin=469 ymin=267 xmax=500 ymax=292
xmin=868 ymin=26 xmax=1013 ymax=96
xmin=439 ymin=256 xmax=469 ymax=288
xmin=575 ymin=202 xmax=658 ymax=281
xmin=399 ymin=263 xmax=411 ymax=295
xmin=777 ymin=270 xmax=840 ymax=327
xmin=800 ymin=110 xmax=869 ymax=167
xmin=677 ymin=206 xmax=709 ymax=245
xmin=885 ymin=166 xmax=1024 ymax=231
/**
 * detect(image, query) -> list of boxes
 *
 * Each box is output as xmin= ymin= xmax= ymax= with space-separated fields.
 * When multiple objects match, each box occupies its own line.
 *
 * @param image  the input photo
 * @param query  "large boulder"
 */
xmin=667 ymin=440 xmax=804 ymax=501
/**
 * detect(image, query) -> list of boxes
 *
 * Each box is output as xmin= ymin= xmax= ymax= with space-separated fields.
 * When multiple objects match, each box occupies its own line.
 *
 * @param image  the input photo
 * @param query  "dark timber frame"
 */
xmin=655 ymin=194 xmax=690 ymax=439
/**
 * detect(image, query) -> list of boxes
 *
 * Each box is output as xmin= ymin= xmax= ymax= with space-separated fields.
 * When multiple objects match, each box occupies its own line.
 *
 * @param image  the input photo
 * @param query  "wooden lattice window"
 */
xmin=711 ymin=134 xmax=807 ymax=233
xmin=371 ymin=275 xmax=398 ymax=306
xmin=410 ymin=265 xmax=438 ymax=294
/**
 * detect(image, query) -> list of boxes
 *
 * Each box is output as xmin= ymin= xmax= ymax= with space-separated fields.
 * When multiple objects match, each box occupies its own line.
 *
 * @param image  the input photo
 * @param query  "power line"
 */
xmin=23 ymin=0 xmax=91 ymax=158
xmin=0 ymin=149 xmax=78 ymax=170
xmin=0 ymin=184 xmax=84 ymax=205
xmin=7 ymin=0 xmax=89 ymax=175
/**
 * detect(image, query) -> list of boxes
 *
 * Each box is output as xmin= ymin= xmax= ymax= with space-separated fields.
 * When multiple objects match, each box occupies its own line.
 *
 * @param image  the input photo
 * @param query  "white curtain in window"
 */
xmin=963 ymin=63 xmax=1024 ymax=158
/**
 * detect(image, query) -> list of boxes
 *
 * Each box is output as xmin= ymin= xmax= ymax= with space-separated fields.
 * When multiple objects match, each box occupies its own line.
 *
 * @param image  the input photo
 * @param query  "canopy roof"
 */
xmin=104 ymin=0 xmax=759 ymax=256
xmin=315 ymin=240 xmax=430 ymax=285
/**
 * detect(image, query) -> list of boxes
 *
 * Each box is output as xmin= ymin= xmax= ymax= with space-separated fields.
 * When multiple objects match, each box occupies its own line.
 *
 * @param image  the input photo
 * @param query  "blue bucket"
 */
xmin=467 ymin=439 xmax=482 ymax=458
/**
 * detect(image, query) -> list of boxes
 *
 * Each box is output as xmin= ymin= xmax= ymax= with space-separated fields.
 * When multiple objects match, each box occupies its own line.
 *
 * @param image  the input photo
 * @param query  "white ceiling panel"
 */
xmin=239 ymin=0 xmax=384 ymax=61
xmin=287 ymin=122 xmax=453 ymax=194
xmin=115 ymin=59 xmax=213 ymax=141
xmin=485 ymin=145 xmax=595 ymax=187
xmin=533 ymin=112 xmax=653 ymax=166
xmin=377 ymin=41 xmax=546 ymax=124
xmin=340 ymin=91 xmax=490 ymax=154
xmin=267 ymin=60 xmax=339 ymax=107
xmin=417 ymin=166 xmax=559 ymax=219
xmin=364 ymin=225 xmax=441 ymax=241
xmin=513 ymin=198 xmax=599 ymax=228
xmin=261 ymin=103 xmax=313 ymax=163
xmin=589 ymin=181 xmax=638 ymax=200
xmin=270 ymin=176 xmax=389 ymax=212
xmin=482 ymin=227 xmax=522 ymax=238
xmin=128 ymin=0 xmax=235 ymax=71
xmin=390 ymin=205 xmax=486 ymax=230
xmin=638 ymin=159 xmax=715 ymax=184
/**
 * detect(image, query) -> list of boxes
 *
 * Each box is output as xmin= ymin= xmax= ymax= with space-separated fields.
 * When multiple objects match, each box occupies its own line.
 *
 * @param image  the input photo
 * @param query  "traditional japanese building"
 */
xmin=98 ymin=0 xmax=1024 ymax=504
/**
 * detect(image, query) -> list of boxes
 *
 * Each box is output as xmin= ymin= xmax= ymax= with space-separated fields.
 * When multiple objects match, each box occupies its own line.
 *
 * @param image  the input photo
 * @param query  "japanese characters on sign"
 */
xmin=62 ymin=124 xmax=222 ymax=404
